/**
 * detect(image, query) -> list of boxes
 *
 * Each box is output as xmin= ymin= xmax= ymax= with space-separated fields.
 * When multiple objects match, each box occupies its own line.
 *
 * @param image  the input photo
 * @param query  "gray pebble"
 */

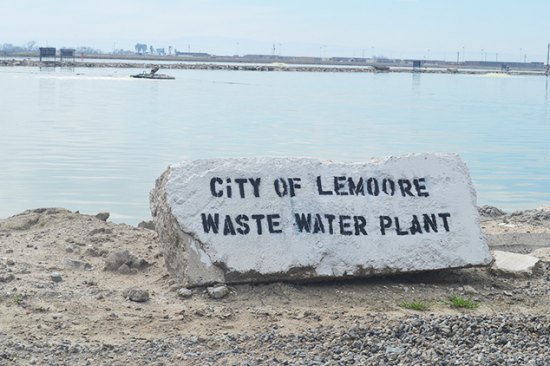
xmin=63 ymin=257 xmax=92 ymax=270
xmin=117 ymin=263 xmax=131 ymax=274
xmin=85 ymin=247 xmax=100 ymax=257
xmin=177 ymin=288 xmax=193 ymax=298
xmin=50 ymin=272 xmax=62 ymax=282
xmin=138 ymin=220 xmax=156 ymax=230
xmin=207 ymin=285 xmax=229 ymax=299
xmin=95 ymin=212 xmax=110 ymax=221
xmin=123 ymin=288 xmax=150 ymax=302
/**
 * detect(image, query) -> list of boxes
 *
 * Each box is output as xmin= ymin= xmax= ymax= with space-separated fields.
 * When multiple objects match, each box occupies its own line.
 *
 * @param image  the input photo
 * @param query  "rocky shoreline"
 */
xmin=1 ymin=58 xmax=547 ymax=76
xmin=0 ymin=206 xmax=549 ymax=365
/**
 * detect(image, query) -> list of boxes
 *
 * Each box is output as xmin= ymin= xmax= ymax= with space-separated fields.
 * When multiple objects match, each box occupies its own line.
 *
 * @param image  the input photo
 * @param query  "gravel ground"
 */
xmin=0 ymin=206 xmax=549 ymax=365
xmin=2 ymin=314 xmax=549 ymax=365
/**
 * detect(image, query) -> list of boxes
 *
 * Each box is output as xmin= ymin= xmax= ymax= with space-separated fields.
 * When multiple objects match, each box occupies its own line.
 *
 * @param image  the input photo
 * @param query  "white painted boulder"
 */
xmin=150 ymin=154 xmax=492 ymax=287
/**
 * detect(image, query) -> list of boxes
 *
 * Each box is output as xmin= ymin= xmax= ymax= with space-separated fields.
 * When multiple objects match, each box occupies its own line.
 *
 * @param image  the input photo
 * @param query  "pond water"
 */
xmin=0 ymin=66 xmax=548 ymax=224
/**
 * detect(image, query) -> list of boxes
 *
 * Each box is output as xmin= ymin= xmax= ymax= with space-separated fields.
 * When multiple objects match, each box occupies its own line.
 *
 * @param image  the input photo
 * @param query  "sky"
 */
xmin=1 ymin=0 xmax=549 ymax=62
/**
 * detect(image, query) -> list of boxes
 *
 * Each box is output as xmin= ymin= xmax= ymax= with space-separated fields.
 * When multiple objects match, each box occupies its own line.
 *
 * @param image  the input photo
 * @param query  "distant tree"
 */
xmin=1 ymin=43 xmax=25 ymax=53
xmin=1 ymin=43 xmax=14 ymax=52
xmin=25 ymin=41 xmax=36 ymax=51
xmin=114 ymin=48 xmax=132 ymax=55
xmin=149 ymin=45 xmax=154 ymax=54
xmin=137 ymin=43 xmax=147 ymax=53
xmin=134 ymin=43 xmax=147 ymax=54
xmin=156 ymin=48 xmax=165 ymax=56
xmin=75 ymin=46 xmax=101 ymax=55
xmin=168 ymin=46 xmax=172 ymax=56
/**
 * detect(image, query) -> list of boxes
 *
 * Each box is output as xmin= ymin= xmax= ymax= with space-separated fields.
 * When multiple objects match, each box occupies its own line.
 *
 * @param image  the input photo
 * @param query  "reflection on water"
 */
xmin=411 ymin=73 xmax=421 ymax=92
xmin=0 ymin=66 xmax=549 ymax=224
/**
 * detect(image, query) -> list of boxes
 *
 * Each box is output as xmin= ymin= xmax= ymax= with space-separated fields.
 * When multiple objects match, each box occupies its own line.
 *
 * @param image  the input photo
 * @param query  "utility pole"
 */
xmin=456 ymin=51 xmax=460 ymax=64
xmin=546 ymin=43 xmax=550 ymax=76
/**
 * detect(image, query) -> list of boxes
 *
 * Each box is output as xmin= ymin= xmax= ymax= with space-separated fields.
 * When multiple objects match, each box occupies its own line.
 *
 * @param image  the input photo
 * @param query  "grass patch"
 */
xmin=33 ymin=305 xmax=48 ymax=313
xmin=400 ymin=300 xmax=429 ymax=311
xmin=12 ymin=293 xmax=24 ymax=306
xmin=449 ymin=295 xmax=479 ymax=309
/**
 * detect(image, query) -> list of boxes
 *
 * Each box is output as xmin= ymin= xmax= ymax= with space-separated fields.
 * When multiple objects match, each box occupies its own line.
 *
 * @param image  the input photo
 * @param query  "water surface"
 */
xmin=0 ymin=67 xmax=548 ymax=224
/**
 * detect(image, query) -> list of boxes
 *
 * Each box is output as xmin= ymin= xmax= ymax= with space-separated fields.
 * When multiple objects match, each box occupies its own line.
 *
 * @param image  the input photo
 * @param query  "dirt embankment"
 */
xmin=0 ymin=206 xmax=549 ymax=365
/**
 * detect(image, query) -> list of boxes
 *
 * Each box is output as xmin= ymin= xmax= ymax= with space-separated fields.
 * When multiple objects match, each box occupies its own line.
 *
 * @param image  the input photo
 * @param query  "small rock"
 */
xmin=207 ymin=285 xmax=229 ymax=299
xmin=385 ymin=346 xmax=404 ymax=354
xmin=463 ymin=285 xmax=478 ymax=294
xmin=104 ymin=249 xmax=148 ymax=271
xmin=117 ymin=263 xmax=131 ymax=274
xmin=50 ymin=272 xmax=62 ymax=282
xmin=479 ymin=205 xmax=506 ymax=217
xmin=122 ymin=288 xmax=150 ymax=302
xmin=0 ymin=273 xmax=15 ymax=282
xmin=95 ymin=212 xmax=110 ymax=221
xmin=88 ymin=227 xmax=113 ymax=236
xmin=530 ymin=248 xmax=550 ymax=263
xmin=138 ymin=220 xmax=156 ymax=230
xmin=63 ymin=257 xmax=92 ymax=270
xmin=177 ymin=288 xmax=193 ymax=298
xmin=133 ymin=258 xmax=150 ymax=269
xmin=104 ymin=250 xmax=133 ymax=271
xmin=491 ymin=250 xmax=540 ymax=277
xmin=6 ymin=259 xmax=15 ymax=266
xmin=5 ymin=249 xmax=13 ymax=254
xmin=84 ymin=247 xmax=100 ymax=257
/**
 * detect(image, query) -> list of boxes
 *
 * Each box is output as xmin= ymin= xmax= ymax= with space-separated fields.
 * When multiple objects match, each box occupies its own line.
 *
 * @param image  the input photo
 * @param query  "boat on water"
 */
xmin=131 ymin=65 xmax=175 ymax=80
xmin=130 ymin=72 xmax=175 ymax=80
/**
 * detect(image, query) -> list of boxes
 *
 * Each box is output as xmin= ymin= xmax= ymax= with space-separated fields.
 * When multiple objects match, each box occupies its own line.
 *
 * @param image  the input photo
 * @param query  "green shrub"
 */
xmin=400 ymin=300 xmax=429 ymax=311
xmin=449 ymin=294 xmax=479 ymax=309
xmin=12 ymin=293 xmax=24 ymax=306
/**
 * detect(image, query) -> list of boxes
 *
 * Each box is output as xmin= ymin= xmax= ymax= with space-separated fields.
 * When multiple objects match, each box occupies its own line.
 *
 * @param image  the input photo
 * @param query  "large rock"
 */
xmin=150 ymin=154 xmax=492 ymax=287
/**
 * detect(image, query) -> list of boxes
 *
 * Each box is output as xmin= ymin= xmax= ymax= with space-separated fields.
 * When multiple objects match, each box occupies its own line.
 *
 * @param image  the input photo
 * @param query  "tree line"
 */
xmin=134 ymin=43 xmax=174 ymax=56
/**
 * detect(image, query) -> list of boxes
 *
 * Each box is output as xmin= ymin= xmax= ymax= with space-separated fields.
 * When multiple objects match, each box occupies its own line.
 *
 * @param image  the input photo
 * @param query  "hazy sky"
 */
xmin=1 ymin=0 xmax=549 ymax=61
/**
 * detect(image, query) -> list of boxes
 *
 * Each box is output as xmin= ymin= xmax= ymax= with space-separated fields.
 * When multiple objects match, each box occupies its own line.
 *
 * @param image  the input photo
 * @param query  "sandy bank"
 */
xmin=0 ymin=206 xmax=549 ymax=365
